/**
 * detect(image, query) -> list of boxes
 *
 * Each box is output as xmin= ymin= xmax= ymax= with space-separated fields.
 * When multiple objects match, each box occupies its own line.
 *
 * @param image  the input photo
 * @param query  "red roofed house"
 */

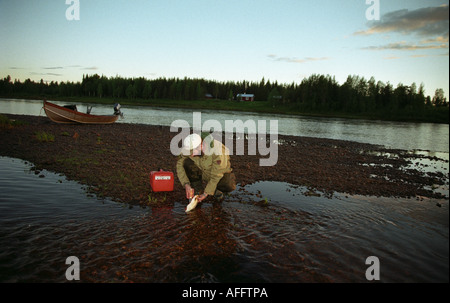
xmin=237 ymin=93 xmax=254 ymax=102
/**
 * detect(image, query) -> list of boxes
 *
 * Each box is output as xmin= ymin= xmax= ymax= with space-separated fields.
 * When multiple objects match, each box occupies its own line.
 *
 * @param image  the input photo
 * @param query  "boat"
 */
xmin=43 ymin=100 xmax=122 ymax=124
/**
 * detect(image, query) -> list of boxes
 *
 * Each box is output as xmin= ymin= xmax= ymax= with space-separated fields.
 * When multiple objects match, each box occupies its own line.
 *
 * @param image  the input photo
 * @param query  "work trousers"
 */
xmin=183 ymin=158 xmax=236 ymax=193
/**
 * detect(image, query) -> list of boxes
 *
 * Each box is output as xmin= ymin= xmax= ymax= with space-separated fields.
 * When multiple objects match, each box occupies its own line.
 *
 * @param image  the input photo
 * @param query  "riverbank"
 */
xmin=1 ymin=114 xmax=448 ymax=206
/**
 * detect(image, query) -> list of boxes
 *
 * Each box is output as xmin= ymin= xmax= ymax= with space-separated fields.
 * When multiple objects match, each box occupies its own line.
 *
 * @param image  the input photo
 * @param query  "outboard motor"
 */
xmin=113 ymin=103 xmax=123 ymax=117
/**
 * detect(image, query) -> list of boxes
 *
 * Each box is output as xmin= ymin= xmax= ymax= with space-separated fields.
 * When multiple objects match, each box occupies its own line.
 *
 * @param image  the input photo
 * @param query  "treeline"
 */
xmin=1 ymin=73 xmax=448 ymax=122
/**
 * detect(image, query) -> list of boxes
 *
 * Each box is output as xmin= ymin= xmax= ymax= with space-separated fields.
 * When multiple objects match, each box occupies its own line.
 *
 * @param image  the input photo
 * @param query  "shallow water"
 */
xmin=0 ymin=157 xmax=448 ymax=282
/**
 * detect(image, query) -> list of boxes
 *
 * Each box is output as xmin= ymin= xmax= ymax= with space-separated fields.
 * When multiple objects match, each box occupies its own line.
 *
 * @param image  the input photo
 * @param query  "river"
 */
xmin=1 ymin=98 xmax=448 ymax=152
xmin=0 ymin=98 xmax=448 ymax=283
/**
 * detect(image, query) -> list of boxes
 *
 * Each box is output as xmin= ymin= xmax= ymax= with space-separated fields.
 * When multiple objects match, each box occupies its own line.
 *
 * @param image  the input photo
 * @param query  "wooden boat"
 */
xmin=43 ymin=100 xmax=121 ymax=124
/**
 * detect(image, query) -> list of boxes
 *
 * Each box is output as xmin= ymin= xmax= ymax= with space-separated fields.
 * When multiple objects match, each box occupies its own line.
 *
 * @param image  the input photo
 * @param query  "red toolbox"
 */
xmin=150 ymin=169 xmax=174 ymax=192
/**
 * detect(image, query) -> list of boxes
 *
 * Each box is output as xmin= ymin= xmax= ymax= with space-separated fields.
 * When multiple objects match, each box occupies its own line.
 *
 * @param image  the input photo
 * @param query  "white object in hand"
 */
xmin=186 ymin=195 xmax=199 ymax=212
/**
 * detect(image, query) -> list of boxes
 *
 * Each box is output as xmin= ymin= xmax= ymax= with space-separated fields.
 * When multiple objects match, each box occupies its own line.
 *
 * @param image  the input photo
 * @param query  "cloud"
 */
xmin=421 ymin=35 xmax=449 ymax=44
xmin=62 ymin=65 xmax=98 ymax=70
xmin=268 ymin=54 xmax=330 ymax=64
xmin=31 ymin=72 xmax=63 ymax=76
xmin=357 ymin=5 xmax=449 ymax=53
xmin=363 ymin=41 xmax=448 ymax=51
xmin=354 ymin=5 xmax=449 ymax=37
xmin=33 ymin=65 xmax=99 ymax=71
xmin=43 ymin=66 xmax=64 ymax=70
xmin=382 ymin=52 xmax=448 ymax=60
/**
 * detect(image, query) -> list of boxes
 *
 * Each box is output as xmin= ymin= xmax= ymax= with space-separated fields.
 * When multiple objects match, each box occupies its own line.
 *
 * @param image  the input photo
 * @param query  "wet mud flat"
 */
xmin=0 ymin=114 xmax=448 ymax=206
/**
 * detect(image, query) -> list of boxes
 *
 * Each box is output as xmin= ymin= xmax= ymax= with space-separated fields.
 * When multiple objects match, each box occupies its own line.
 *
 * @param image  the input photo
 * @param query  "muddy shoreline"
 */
xmin=1 ymin=114 xmax=448 ymax=206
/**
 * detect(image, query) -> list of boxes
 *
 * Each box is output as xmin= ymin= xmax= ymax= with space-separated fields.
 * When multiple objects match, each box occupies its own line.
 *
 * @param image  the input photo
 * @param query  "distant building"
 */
xmin=237 ymin=93 xmax=254 ymax=102
xmin=270 ymin=95 xmax=283 ymax=102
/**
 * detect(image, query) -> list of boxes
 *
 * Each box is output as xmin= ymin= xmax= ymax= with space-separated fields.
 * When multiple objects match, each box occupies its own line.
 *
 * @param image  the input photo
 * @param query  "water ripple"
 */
xmin=0 ymin=157 xmax=448 ymax=282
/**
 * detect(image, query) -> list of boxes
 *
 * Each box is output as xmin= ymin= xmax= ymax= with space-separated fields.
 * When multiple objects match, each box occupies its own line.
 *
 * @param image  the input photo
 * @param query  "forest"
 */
xmin=0 ymin=73 xmax=448 ymax=123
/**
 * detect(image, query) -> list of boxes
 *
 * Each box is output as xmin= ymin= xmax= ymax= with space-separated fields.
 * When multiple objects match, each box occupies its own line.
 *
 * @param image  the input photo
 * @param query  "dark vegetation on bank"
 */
xmin=1 ymin=73 xmax=448 ymax=123
xmin=1 ymin=114 xmax=448 ymax=209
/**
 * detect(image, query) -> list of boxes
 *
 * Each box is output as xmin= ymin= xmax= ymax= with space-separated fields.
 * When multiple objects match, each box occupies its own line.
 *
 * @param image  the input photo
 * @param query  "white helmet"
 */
xmin=183 ymin=133 xmax=202 ymax=151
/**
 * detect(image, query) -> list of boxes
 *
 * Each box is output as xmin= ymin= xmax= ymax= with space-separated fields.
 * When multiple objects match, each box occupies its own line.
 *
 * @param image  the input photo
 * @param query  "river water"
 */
xmin=1 ymin=98 xmax=448 ymax=152
xmin=0 ymin=98 xmax=449 ymax=283
xmin=0 ymin=157 xmax=448 ymax=283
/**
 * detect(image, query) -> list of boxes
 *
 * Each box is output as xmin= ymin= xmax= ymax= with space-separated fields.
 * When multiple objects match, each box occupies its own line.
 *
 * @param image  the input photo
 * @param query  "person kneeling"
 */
xmin=176 ymin=133 xmax=236 ymax=203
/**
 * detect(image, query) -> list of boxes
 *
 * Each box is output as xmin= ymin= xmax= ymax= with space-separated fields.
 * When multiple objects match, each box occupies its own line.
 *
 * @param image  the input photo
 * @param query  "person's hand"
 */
xmin=197 ymin=193 xmax=208 ymax=202
xmin=185 ymin=184 xmax=194 ymax=199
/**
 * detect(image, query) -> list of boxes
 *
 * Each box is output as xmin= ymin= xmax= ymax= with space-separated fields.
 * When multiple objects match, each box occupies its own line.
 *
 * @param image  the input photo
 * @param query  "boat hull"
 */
xmin=43 ymin=101 xmax=119 ymax=124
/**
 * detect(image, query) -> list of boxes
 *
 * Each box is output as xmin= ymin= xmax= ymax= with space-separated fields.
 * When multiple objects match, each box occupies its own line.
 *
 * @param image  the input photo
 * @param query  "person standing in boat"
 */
xmin=176 ymin=133 xmax=236 ymax=202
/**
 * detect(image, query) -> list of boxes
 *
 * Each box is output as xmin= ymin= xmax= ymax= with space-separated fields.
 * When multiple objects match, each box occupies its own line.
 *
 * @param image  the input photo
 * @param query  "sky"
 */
xmin=0 ymin=0 xmax=449 ymax=99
